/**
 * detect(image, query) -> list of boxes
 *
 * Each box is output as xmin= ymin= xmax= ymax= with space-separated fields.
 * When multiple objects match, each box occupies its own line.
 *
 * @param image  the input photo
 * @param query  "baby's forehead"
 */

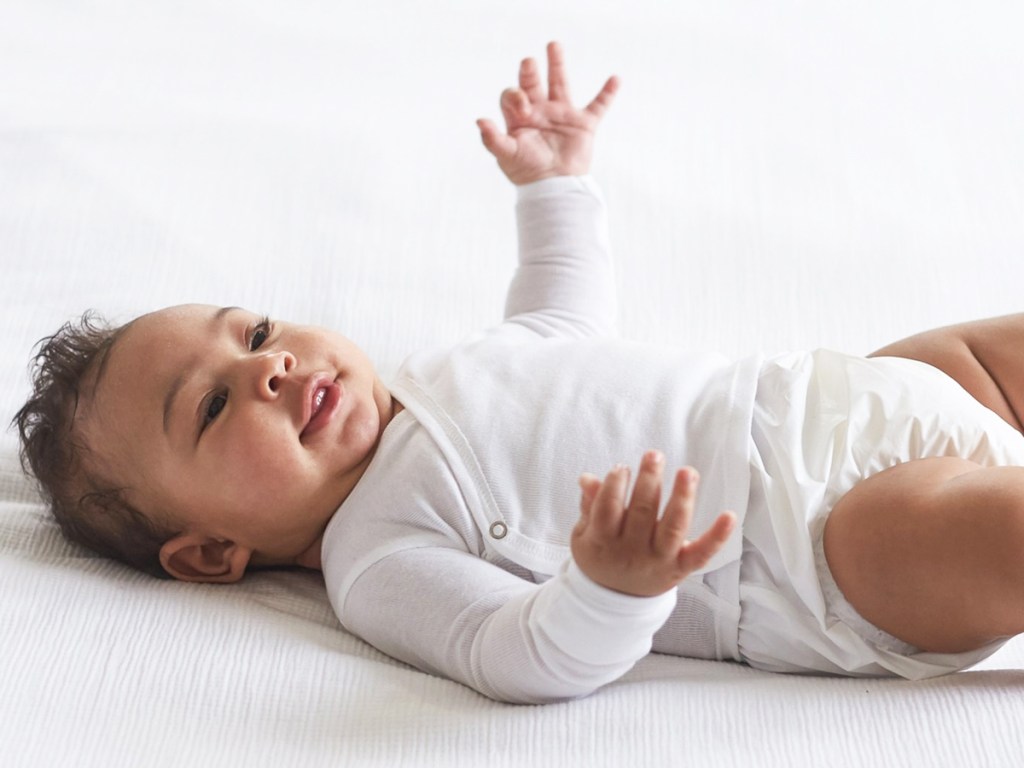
xmin=87 ymin=304 xmax=221 ymax=406
xmin=140 ymin=303 xmax=232 ymax=328
xmin=78 ymin=303 xmax=266 ymax=475
xmin=121 ymin=304 xmax=258 ymax=349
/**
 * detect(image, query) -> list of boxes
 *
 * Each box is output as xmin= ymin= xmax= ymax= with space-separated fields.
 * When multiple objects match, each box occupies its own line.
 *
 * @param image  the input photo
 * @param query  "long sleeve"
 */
xmin=338 ymin=546 xmax=677 ymax=704
xmin=504 ymin=175 xmax=617 ymax=338
xmin=327 ymin=175 xmax=680 ymax=704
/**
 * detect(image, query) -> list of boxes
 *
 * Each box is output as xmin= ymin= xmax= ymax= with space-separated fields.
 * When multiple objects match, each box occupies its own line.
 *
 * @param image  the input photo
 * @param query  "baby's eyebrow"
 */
xmin=161 ymin=306 xmax=243 ymax=436
xmin=162 ymin=374 xmax=186 ymax=435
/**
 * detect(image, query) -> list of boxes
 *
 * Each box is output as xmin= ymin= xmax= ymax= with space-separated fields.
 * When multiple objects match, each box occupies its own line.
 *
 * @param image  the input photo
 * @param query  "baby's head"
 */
xmin=15 ymin=304 xmax=396 ymax=582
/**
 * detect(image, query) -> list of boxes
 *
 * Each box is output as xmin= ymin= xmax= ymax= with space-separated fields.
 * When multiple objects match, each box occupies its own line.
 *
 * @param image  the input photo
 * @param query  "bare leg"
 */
xmin=869 ymin=316 xmax=1024 ymax=434
xmin=824 ymin=457 xmax=1024 ymax=653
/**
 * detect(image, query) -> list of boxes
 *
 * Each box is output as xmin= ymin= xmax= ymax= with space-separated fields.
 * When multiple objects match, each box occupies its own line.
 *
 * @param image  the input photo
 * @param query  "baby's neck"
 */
xmin=293 ymin=396 xmax=404 ymax=573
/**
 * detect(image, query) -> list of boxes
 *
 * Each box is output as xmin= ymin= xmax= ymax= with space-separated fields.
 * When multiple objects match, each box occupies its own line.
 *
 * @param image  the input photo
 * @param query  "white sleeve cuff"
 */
xmin=530 ymin=559 xmax=677 ymax=666
xmin=515 ymin=175 xmax=601 ymax=201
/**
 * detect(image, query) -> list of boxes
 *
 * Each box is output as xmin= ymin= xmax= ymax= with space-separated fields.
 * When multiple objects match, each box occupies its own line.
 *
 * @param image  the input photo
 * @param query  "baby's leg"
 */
xmin=870 ymin=317 xmax=1024 ymax=434
xmin=824 ymin=457 xmax=1024 ymax=653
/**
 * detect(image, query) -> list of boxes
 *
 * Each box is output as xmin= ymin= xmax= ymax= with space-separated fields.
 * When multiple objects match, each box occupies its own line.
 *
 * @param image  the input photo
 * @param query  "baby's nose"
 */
xmin=262 ymin=351 xmax=296 ymax=395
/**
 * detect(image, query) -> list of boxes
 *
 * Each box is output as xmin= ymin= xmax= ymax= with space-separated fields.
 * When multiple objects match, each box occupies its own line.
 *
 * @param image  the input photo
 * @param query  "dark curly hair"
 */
xmin=13 ymin=311 xmax=176 ymax=579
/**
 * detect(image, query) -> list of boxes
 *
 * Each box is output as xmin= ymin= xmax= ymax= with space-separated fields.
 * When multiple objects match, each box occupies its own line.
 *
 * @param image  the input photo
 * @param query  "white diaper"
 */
xmin=736 ymin=349 xmax=1024 ymax=678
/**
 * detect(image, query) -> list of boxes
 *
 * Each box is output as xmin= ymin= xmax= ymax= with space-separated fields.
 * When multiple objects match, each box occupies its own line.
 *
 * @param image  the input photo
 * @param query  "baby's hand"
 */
xmin=476 ymin=41 xmax=618 ymax=185
xmin=571 ymin=451 xmax=736 ymax=597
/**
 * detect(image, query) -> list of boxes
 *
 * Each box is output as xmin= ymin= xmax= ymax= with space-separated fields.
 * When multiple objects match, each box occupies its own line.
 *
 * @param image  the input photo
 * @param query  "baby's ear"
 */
xmin=159 ymin=534 xmax=251 ymax=583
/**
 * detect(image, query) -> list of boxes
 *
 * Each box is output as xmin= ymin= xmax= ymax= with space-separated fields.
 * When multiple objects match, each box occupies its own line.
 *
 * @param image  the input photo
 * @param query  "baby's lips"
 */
xmin=299 ymin=373 xmax=341 ymax=440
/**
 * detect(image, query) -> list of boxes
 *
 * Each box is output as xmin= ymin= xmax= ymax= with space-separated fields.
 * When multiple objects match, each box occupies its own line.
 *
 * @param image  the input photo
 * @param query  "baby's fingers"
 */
xmin=577 ymin=473 xmax=601 ymax=520
xmin=584 ymin=75 xmax=620 ymax=120
xmin=623 ymin=451 xmax=663 ymax=545
xmin=675 ymin=512 xmax=736 ymax=573
xmin=654 ymin=468 xmax=698 ymax=555
xmin=476 ymin=119 xmax=517 ymax=161
xmin=591 ymin=465 xmax=629 ymax=536
xmin=499 ymin=87 xmax=532 ymax=129
xmin=519 ymin=56 xmax=544 ymax=103
xmin=546 ymin=41 xmax=571 ymax=102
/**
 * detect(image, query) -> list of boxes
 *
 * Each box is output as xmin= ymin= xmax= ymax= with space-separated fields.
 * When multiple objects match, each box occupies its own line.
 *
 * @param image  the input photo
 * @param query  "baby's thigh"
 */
xmin=823 ymin=457 xmax=1024 ymax=654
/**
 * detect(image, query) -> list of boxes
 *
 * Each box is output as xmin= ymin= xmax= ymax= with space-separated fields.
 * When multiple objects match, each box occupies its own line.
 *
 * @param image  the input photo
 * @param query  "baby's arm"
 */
xmin=478 ymin=43 xmax=621 ymax=338
xmin=870 ymin=313 xmax=1024 ymax=433
xmin=335 ymin=453 xmax=732 ymax=704
xmin=339 ymin=539 xmax=680 ymax=704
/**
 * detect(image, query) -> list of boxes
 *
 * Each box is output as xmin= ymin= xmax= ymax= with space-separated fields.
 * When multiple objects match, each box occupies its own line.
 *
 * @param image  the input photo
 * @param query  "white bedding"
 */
xmin=3 ymin=1 xmax=1024 ymax=765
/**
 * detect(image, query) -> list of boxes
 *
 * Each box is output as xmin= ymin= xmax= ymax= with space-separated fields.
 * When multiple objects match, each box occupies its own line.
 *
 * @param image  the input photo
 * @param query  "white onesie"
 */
xmin=321 ymin=176 xmax=1024 ymax=703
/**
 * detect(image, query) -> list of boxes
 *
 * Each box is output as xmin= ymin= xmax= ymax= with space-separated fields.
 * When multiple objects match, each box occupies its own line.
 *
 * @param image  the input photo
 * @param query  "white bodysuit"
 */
xmin=321 ymin=176 xmax=1024 ymax=703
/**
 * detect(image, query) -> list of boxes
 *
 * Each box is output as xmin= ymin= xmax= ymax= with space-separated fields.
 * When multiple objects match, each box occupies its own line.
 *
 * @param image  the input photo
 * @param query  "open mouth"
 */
xmin=300 ymin=379 xmax=342 ymax=440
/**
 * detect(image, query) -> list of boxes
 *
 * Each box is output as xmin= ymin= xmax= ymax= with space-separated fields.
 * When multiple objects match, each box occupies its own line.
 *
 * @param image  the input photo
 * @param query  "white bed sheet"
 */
xmin=3 ymin=1 xmax=1024 ymax=765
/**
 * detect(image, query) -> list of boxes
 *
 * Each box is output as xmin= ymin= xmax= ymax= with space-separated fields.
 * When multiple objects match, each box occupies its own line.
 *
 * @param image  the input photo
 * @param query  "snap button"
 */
xmin=489 ymin=521 xmax=508 ymax=540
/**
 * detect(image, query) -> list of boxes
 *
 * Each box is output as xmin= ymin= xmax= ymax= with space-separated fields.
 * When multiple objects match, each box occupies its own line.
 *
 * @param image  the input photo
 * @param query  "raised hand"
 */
xmin=477 ymin=41 xmax=619 ymax=185
xmin=571 ymin=451 xmax=736 ymax=597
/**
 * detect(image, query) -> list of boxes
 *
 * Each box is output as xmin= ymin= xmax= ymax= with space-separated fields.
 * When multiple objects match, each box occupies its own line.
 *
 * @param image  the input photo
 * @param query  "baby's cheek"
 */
xmin=225 ymin=427 xmax=301 ymax=488
xmin=340 ymin=399 xmax=381 ymax=454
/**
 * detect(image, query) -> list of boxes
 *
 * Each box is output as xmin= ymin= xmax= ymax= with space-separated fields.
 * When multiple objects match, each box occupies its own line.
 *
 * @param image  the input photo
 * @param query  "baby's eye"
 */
xmin=203 ymin=393 xmax=227 ymax=427
xmin=250 ymin=317 xmax=272 ymax=351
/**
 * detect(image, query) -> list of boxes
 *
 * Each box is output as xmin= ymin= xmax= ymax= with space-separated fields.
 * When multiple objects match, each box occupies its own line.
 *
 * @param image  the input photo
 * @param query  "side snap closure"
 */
xmin=488 ymin=521 xmax=508 ymax=540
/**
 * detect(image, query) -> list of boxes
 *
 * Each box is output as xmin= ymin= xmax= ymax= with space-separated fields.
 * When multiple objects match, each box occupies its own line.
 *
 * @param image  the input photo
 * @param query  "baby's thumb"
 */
xmin=677 ymin=511 xmax=736 ymax=572
xmin=476 ymin=119 xmax=515 ymax=160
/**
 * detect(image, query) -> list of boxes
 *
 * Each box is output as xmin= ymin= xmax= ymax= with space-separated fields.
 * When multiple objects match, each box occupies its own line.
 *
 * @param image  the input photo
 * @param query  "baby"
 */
xmin=15 ymin=42 xmax=1024 ymax=704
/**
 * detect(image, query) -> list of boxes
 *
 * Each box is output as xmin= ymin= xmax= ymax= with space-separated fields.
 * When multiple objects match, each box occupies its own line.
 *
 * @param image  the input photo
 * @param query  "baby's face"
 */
xmin=82 ymin=304 xmax=396 ymax=570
